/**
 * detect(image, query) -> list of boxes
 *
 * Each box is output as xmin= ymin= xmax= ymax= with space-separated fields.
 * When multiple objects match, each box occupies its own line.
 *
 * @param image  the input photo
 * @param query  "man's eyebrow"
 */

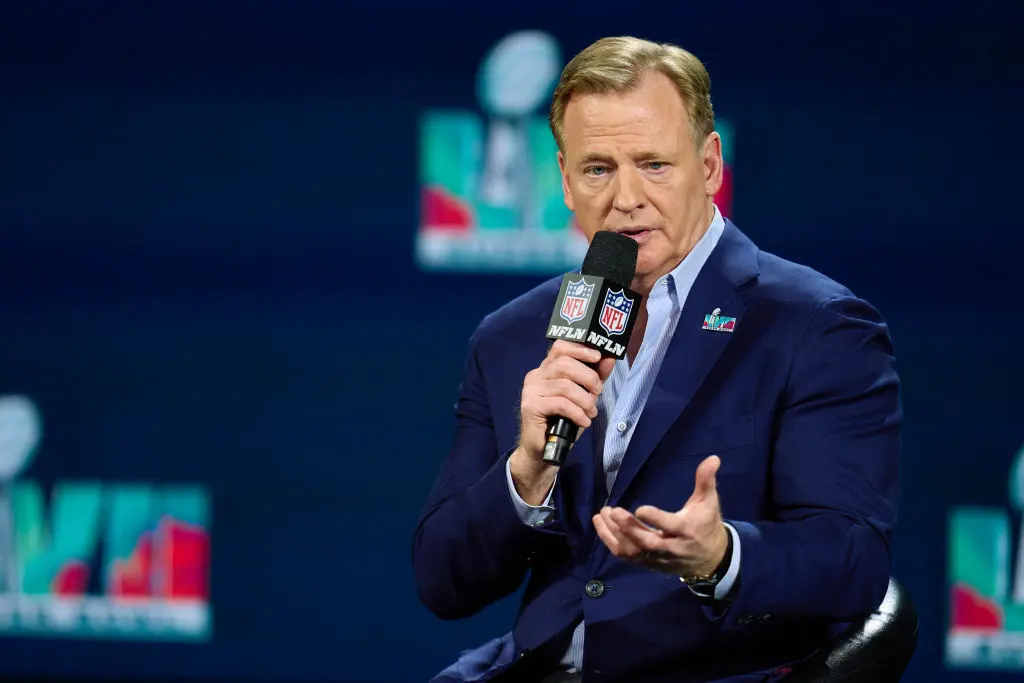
xmin=576 ymin=151 xmax=666 ymax=168
xmin=576 ymin=152 xmax=612 ymax=167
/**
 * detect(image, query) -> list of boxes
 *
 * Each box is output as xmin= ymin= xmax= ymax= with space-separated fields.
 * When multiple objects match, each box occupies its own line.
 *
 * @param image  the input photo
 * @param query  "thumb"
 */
xmin=596 ymin=357 xmax=617 ymax=382
xmin=689 ymin=455 xmax=721 ymax=503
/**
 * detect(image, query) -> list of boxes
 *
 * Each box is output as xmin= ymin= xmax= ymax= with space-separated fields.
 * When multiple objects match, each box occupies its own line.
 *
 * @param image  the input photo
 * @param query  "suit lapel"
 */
xmin=605 ymin=221 xmax=760 ymax=506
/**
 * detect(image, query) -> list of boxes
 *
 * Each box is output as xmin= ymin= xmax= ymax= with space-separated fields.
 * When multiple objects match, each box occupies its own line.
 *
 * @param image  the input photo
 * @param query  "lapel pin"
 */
xmin=702 ymin=307 xmax=736 ymax=333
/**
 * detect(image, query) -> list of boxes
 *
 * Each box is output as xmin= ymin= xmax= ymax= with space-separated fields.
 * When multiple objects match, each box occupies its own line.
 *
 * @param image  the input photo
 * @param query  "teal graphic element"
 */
xmin=12 ymin=482 xmax=104 ymax=594
xmin=416 ymin=30 xmax=588 ymax=273
xmin=0 ymin=395 xmax=211 ymax=642
xmin=946 ymin=442 xmax=1024 ymax=669
xmin=419 ymin=111 xmax=570 ymax=234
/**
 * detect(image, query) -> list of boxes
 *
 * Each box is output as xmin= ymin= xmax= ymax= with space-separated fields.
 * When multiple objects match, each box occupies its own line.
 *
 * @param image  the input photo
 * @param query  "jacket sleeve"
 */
xmin=711 ymin=294 xmax=901 ymax=630
xmin=413 ymin=325 xmax=563 ymax=620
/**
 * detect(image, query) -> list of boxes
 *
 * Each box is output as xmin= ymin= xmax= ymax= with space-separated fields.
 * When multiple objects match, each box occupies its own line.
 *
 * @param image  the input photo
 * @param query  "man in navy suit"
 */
xmin=414 ymin=36 xmax=900 ymax=683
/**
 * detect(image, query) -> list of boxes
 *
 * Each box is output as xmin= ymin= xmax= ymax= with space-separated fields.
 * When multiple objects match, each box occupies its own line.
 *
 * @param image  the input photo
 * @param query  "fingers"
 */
xmin=593 ymin=512 xmax=621 ymax=554
xmin=593 ymin=507 xmax=671 ymax=561
xmin=543 ymin=342 xmax=604 ymax=394
xmin=542 ymin=355 xmax=604 ymax=396
xmin=542 ymin=341 xmax=620 ymax=394
xmin=549 ymin=340 xmax=602 ymax=365
xmin=526 ymin=379 xmax=597 ymax=428
xmin=539 ymin=378 xmax=599 ymax=418
xmin=635 ymin=505 xmax=686 ymax=537
xmin=594 ymin=509 xmax=643 ymax=557
xmin=596 ymin=356 xmax=617 ymax=381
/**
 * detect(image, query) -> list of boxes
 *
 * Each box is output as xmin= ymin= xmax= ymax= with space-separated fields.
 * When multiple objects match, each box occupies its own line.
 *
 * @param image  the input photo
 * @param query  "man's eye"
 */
xmin=584 ymin=167 xmax=606 ymax=177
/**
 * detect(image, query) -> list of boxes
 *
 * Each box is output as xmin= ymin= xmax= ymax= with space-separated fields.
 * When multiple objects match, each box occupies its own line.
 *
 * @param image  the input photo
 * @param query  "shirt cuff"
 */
xmin=712 ymin=523 xmax=742 ymax=600
xmin=505 ymin=457 xmax=557 ymax=527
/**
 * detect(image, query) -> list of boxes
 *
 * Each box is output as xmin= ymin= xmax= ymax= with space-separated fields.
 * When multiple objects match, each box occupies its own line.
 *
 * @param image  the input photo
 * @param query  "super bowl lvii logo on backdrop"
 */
xmin=415 ymin=30 xmax=735 ymax=274
xmin=0 ymin=395 xmax=211 ymax=641
xmin=946 ymin=442 xmax=1024 ymax=669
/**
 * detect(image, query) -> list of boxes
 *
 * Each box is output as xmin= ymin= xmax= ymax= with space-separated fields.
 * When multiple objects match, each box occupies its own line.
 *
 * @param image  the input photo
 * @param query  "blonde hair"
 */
xmin=549 ymin=36 xmax=715 ymax=152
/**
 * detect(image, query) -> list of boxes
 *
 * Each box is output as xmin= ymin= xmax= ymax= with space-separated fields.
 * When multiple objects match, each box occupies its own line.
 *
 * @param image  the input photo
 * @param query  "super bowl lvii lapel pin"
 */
xmin=702 ymin=307 xmax=736 ymax=333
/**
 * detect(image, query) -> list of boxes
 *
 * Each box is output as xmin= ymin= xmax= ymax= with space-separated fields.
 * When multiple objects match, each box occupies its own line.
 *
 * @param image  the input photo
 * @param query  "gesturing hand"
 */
xmin=593 ymin=455 xmax=729 ymax=579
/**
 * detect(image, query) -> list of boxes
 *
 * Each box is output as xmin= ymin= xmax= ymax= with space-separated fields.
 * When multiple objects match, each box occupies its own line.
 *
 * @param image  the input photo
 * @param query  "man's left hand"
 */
xmin=593 ymin=455 xmax=728 ymax=578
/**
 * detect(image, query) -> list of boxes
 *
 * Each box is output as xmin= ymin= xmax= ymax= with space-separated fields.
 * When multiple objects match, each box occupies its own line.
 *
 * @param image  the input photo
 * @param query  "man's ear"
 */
xmin=701 ymin=132 xmax=723 ymax=197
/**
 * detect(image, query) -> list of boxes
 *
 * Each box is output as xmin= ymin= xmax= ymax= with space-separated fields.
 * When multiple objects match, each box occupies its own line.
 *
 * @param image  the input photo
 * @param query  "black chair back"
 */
xmin=782 ymin=577 xmax=918 ymax=682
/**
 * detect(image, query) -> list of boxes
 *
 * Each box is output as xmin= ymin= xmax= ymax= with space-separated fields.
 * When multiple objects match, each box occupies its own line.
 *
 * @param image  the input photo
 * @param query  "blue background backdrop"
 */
xmin=0 ymin=1 xmax=1021 ymax=681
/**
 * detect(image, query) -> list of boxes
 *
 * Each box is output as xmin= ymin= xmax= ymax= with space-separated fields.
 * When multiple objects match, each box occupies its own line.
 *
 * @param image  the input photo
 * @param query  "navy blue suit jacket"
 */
xmin=414 ymin=220 xmax=901 ymax=682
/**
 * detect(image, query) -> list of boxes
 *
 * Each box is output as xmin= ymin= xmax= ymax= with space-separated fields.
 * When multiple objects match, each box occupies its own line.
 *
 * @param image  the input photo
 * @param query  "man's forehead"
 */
xmin=563 ymin=82 xmax=687 ymax=142
xmin=561 ymin=105 xmax=688 ymax=159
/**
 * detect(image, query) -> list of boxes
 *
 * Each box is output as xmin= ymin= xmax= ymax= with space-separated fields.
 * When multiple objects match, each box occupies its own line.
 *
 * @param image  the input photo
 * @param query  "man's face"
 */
xmin=558 ymin=71 xmax=723 ymax=292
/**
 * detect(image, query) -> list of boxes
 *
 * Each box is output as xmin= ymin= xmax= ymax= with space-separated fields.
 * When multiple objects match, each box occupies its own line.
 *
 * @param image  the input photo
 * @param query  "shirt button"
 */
xmin=616 ymin=421 xmax=628 ymax=433
xmin=584 ymin=579 xmax=605 ymax=598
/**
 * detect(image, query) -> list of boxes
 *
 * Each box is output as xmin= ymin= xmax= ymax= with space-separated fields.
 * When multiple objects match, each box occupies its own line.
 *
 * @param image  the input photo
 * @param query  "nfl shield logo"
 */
xmin=559 ymin=277 xmax=595 ymax=324
xmin=599 ymin=289 xmax=634 ymax=336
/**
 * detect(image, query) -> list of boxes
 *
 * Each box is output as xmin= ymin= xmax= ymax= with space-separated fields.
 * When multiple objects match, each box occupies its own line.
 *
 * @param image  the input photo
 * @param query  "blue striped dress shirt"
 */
xmin=505 ymin=206 xmax=741 ymax=672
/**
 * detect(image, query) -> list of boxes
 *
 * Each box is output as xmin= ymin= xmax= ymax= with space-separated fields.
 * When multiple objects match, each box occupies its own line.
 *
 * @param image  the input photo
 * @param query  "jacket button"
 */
xmin=584 ymin=579 xmax=605 ymax=598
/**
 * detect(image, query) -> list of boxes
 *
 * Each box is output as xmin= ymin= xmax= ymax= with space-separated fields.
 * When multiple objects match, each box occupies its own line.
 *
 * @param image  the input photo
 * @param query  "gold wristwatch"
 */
xmin=681 ymin=527 xmax=733 ymax=597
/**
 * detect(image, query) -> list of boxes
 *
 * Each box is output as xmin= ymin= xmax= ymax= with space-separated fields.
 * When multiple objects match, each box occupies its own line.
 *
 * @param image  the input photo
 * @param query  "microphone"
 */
xmin=542 ymin=231 xmax=642 ymax=467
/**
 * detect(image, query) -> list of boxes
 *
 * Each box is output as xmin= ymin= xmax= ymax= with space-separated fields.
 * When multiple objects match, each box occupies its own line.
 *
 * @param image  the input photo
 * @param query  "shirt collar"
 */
xmin=659 ymin=204 xmax=727 ymax=310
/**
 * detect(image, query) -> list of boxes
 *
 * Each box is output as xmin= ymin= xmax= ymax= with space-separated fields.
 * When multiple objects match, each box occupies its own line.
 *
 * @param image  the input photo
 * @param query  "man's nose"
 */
xmin=612 ymin=168 xmax=643 ymax=216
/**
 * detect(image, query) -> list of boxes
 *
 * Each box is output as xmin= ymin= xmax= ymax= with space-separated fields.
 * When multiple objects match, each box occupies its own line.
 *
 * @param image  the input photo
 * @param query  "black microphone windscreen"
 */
xmin=580 ymin=231 xmax=639 ymax=286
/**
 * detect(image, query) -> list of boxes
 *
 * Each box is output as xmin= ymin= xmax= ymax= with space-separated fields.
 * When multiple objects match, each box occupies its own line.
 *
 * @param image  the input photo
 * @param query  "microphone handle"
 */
xmin=542 ymin=416 xmax=579 ymax=467
xmin=541 ymin=361 xmax=599 ymax=467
